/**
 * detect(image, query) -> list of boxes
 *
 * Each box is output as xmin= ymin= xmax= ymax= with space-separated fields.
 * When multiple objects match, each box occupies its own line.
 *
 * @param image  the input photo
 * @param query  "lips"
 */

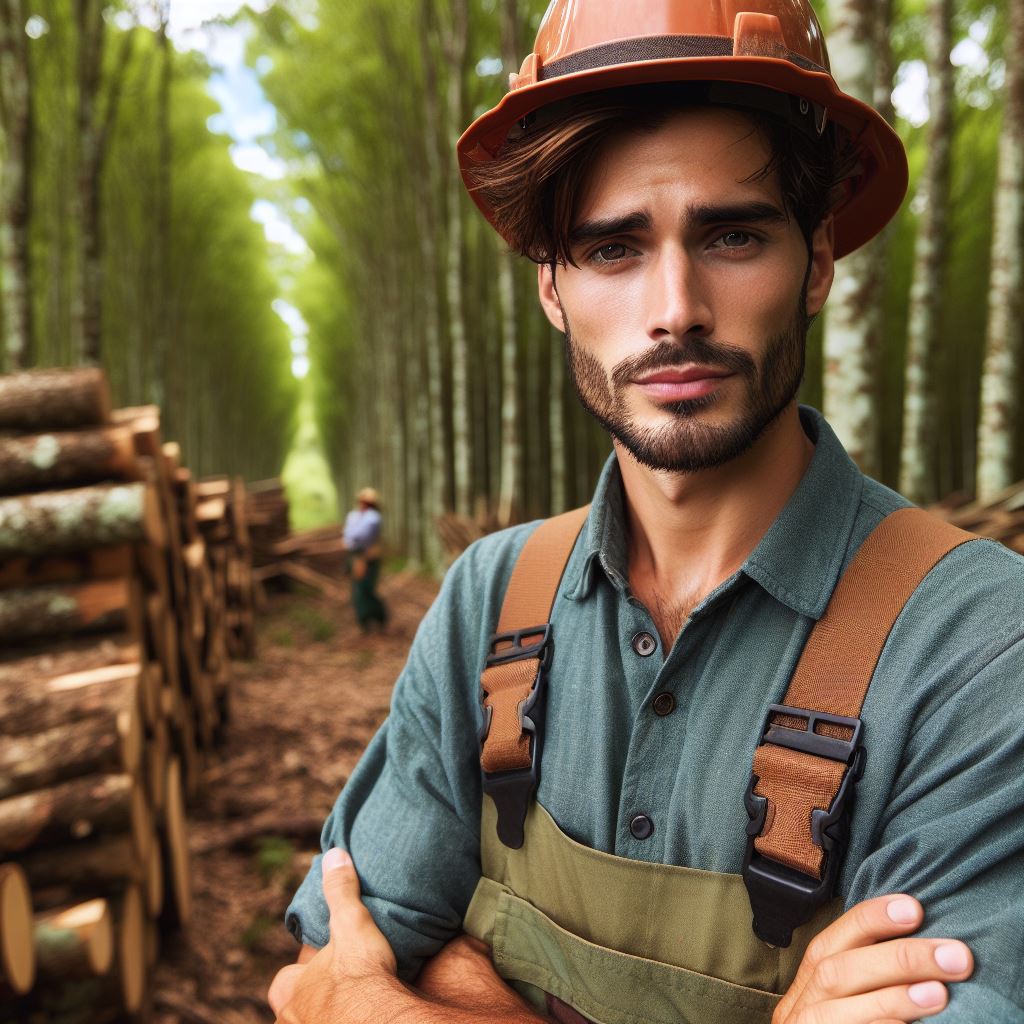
xmin=635 ymin=366 xmax=732 ymax=385
xmin=634 ymin=366 xmax=733 ymax=402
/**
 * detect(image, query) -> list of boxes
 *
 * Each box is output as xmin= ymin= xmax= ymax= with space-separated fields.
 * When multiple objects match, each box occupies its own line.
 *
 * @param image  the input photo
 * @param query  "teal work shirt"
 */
xmin=287 ymin=407 xmax=1024 ymax=1021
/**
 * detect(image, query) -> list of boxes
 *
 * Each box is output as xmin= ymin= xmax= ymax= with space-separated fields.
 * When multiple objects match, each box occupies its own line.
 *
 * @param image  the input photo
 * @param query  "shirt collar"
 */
xmin=563 ymin=407 xmax=864 ymax=621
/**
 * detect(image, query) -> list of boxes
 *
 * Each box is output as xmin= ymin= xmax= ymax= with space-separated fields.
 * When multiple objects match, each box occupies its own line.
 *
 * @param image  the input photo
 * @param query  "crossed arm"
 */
xmin=268 ymin=847 xmax=973 ymax=1024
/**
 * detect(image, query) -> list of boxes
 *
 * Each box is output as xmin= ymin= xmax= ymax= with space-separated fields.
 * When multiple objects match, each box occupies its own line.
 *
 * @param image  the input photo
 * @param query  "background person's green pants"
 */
xmin=351 ymin=557 xmax=387 ymax=629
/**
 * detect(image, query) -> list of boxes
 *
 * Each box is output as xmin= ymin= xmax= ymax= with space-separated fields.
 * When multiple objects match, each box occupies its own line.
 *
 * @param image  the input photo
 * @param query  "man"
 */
xmin=342 ymin=486 xmax=387 ymax=631
xmin=273 ymin=2 xmax=1024 ymax=1021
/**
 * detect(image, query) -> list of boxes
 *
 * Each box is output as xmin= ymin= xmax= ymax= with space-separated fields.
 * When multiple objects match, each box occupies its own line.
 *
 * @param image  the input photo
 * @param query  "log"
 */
xmin=0 ymin=773 xmax=150 ymax=859
xmin=110 ymin=884 xmax=146 ymax=1014
xmin=34 ymin=897 xmax=113 ymax=978
xmin=0 ymin=698 xmax=141 ymax=799
xmin=0 ymin=481 xmax=164 ymax=558
xmin=145 ymin=838 xmax=163 ymax=919
xmin=0 ymin=863 xmax=35 ymax=995
xmin=0 ymin=544 xmax=133 ymax=590
xmin=19 ymin=834 xmax=145 ymax=895
xmin=0 ymin=657 xmax=142 ymax=737
xmin=160 ymin=758 xmax=191 ymax=929
xmin=279 ymin=559 xmax=347 ymax=600
xmin=195 ymin=478 xmax=230 ymax=500
xmin=0 ymin=425 xmax=139 ymax=496
xmin=0 ymin=368 xmax=111 ymax=432
xmin=0 ymin=578 xmax=132 ymax=645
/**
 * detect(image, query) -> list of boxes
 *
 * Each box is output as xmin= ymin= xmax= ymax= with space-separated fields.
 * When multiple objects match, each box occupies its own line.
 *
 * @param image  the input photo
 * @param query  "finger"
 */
xmin=267 ymin=963 xmax=305 ymax=1016
xmin=783 ymin=895 xmax=924 ymax=1008
xmin=806 ymin=979 xmax=950 ymax=1022
xmin=321 ymin=848 xmax=369 ymax=936
xmin=803 ymin=936 xmax=973 ymax=1003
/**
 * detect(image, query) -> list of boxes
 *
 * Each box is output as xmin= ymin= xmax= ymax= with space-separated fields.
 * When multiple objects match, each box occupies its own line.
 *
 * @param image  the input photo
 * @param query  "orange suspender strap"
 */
xmin=479 ymin=505 xmax=591 ymax=848
xmin=743 ymin=506 xmax=979 ymax=947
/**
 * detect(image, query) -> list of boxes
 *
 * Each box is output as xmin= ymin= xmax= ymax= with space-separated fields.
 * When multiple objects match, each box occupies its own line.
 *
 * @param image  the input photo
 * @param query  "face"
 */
xmin=538 ymin=106 xmax=834 ymax=473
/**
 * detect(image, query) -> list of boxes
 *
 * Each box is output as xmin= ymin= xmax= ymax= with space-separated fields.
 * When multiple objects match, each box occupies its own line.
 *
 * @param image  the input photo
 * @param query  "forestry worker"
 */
xmin=271 ymin=2 xmax=1024 ymax=1022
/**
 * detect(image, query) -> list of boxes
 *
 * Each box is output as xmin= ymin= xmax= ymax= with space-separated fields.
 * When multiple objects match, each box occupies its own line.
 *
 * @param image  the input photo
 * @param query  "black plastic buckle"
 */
xmin=479 ymin=624 xmax=553 ymax=850
xmin=743 ymin=704 xmax=866 ymax=948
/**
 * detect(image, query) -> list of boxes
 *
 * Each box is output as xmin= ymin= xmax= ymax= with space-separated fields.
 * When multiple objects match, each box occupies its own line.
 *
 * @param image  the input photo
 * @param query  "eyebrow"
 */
xmin=569 ymin=201 xmax=788 ymax=249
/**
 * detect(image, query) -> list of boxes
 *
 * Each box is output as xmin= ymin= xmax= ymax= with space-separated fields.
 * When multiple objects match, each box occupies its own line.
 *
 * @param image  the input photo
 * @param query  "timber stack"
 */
xmin=930 ymin=483 xmax=1024 ymax=555
xmin=0 ymin=367 xmax=253 ymax=1022
xmin=246 ymin=481 xmax=354 ymax=601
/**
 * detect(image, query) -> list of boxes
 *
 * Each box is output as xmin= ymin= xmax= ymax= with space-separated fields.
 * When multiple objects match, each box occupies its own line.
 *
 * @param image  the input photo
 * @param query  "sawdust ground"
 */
xmin=152 ymin=570 xmax=439 ymax=1024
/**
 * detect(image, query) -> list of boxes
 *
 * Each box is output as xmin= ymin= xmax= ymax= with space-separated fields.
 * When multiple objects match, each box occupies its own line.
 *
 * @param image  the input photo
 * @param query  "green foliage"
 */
xmin=256 ymin=835 xmax=297 ymax=885
xmin=289 ymin=603 xmax=337 ymax=643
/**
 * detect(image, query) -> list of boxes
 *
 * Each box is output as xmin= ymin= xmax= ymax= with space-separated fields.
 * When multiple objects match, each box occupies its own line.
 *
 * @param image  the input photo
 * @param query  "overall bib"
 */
xmin=471 ymin=506 xmax=976 ymax=1024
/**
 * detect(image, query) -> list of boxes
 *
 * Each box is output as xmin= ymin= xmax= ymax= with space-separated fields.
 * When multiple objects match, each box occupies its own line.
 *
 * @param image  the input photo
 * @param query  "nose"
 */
xmin=643 ymin=245 xmax=714 ymax=342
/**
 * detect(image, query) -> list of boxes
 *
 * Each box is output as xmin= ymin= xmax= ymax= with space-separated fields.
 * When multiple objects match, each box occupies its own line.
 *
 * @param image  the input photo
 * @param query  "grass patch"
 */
xmin=269 ymin=627 xmax=294 ymax=648
xmin=289 ymin=605 xmax=337 ymax=643
xmin=241 ymin=912 xmax=278 ymax=951
xmin=256 ymin=836 xmax=296 ymax=885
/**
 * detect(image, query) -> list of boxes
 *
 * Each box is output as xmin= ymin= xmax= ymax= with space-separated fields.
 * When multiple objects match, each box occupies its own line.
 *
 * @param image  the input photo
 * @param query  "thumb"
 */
xmin=322 ymin=848 xmax=363 ymax=931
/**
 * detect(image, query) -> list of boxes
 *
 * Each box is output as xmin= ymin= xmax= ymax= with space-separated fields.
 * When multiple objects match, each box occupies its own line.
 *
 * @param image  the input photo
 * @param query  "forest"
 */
xmin=0 ymin=0 xmax=1022 ymax=567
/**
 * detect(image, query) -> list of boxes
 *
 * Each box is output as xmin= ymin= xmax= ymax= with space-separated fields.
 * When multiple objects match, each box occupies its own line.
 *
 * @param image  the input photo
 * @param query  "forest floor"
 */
xmin=151 ymin=569 xmax=440 ymax=1024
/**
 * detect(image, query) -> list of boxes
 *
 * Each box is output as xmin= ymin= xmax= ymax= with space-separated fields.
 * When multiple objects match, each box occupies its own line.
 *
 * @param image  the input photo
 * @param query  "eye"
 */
xmin=721 ymin=231 xmax=751 ymax=247
xmin=589 ymin=242 xmax=630 ymax=264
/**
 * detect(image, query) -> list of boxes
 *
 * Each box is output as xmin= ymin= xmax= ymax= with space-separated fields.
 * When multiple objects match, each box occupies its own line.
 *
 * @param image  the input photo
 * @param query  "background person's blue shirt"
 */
xmin=343 ymin=507 xmax=381 ymax=551
xmin=287 ymin=407 xmax=1024 ymax=1021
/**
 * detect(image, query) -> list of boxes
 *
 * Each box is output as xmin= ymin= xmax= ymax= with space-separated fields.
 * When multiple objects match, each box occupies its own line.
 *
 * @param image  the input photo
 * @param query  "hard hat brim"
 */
xmin=458 ymin=56 xmax=907 ymax=260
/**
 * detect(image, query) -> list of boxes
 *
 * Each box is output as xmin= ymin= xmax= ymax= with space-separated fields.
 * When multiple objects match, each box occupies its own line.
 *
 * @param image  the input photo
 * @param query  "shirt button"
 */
xmin=652 ymin=691 xmax=676 ymax=716
xmin=631 ymin=631 xmax=657 ymax=657
xmin=630 ymin=814 xmax=654 ymax=840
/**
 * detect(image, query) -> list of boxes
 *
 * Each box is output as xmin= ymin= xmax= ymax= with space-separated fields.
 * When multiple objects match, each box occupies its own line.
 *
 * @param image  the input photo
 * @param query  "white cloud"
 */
xmin=273 ymin=297 xmax=310 ymax=337
xmin=231 ymin=143 xmax=287 ymax=180
xmin=892 ymin=59 xmax=929 ymax=128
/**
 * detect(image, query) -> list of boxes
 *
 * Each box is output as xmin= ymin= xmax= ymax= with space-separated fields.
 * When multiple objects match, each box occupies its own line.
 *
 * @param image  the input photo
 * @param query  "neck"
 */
xmin=617 ymin=403 xmax=814 ymax=630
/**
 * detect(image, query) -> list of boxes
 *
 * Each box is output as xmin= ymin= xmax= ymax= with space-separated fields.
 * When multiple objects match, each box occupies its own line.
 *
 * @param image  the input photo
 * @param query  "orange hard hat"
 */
xmin=458 ymin=0 xmax=907 ymax=259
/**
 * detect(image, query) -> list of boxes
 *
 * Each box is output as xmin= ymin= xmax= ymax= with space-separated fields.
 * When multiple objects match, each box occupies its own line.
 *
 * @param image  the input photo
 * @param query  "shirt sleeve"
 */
xmin=284 ymin=526 xmax=534 ymax=981
xmin=845 ymin=631 xmax=1024 ymax=1022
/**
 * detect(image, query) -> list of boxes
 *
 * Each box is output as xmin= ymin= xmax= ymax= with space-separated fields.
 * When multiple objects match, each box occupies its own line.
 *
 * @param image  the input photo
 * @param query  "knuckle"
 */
xmin=804 ymin=933 xmax=829 ymax=968
xmin=895 ymin=939 xmax=919 ymax=977
xmin=812 ymin=953 xmax=844 ymax=995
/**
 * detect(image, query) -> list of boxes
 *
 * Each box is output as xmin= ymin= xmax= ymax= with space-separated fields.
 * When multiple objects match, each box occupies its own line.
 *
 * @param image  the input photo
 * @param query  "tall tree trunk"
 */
xmin=496 ymin=0 xmax=521 ymax=527
xmin=0 ymin=0 xmax=34 ymax=369
xmin=977 ymin=0 xmax=1024 ymax=499
xmin=151 ymin=2 xmax=171 ymax=407
xmin=899 ymin=0 xmax=953 ymax=503
xmin=823 ymin=0 xmax=884 ymax=476
xmin=75 ymin=5 xmax=135 ymax=365
xmin=443 ymin=0 xmax=471 ymax=517
xmin=417 ymin=0 xmax=448 ymax=565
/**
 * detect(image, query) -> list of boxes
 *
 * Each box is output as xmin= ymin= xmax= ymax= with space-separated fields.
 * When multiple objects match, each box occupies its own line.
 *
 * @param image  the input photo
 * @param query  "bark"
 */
xmin=977 ymin=0 xmax=1024 ymax=500
xmin=150 ymin=3 xmax=172 ymax=407
xmin=0 ymin=0 xmax=34 ymax=370
xmin=0 ymin=700 xmax=140 ymax=799
xmin=75 ymin=6 xmax=136 ymax=365
xmin=444 ymin=0 xmax=471 ymax=517
xmin=0 ymin=656 xmax=141 ymax=738
xmin=417 ymin=0 xmax=448 ymax=564
xmin=496 ymin=0 xmax=522 ymax=528
xmin=899 ymin=0 xmax=953 ymax=503
xmin=159 ymin=758 xmax=191 ymax=929
xmin=0 ymin=862 xmax=34 ymax=994
xmin=0 ymin=773 xmax=149 ymax=860
xmin=0 ymin=425 xmax=138 ymax=495
xmin=0 ymin=578 xmax=133 ymax=645
xmin=0 ymin=367 xmax=111 ymax=431
xmin=0 ymin=481 xmax=163 ymax=557
xmin=34 ymin=897 xmax=113 ymax=978
xmin=0 ymin=544 xmax=132 ymax=589
xmin=19 ymin=833 xmax=144 ymax=896
xmin=823 ymin=0 xmax=883 ymax=475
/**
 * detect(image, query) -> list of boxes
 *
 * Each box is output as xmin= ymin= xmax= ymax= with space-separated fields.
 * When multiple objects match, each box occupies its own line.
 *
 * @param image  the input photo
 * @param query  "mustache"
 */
xmin=611 ymin=337 xmax=757 ymax=388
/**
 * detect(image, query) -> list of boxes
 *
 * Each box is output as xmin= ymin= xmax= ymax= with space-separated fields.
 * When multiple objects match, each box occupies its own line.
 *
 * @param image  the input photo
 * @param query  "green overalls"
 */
xmin=467 ymin=506 xmax=976 ymax=1024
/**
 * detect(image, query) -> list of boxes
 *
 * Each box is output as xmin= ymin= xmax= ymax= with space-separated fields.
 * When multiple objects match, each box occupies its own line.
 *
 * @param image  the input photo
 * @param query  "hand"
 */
xmin=417 ymin=934 xmax=532 ymax=1013
xmin=772 ymin=894 xmax=974 ymax=1023
xmin=267 ymin=848 xmax=399 ymax=1023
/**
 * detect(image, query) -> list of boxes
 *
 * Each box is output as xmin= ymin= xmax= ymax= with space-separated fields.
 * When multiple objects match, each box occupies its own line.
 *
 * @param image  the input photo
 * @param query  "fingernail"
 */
xmin=909 ymin=981 xmax=946 ymax=1008
xmin=323 ymin=848 xmax=350 ymax=871
xmin=886 ymin=897 xmax=919 ymax=924
xmin=935 ymin=943 xmax=969 ymax=974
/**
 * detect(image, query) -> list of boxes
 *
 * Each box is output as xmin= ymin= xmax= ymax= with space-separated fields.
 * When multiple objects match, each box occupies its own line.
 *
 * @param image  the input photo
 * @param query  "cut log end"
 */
xmin=35 ymin=896 xmax=113 ymax=978
xmin=0 ymin=862 xmax=35 ymax=994
xmin=116 ymin=885 xmax=146 ymax=1013
xmin=162 ymin=758 xmax=192 ymax=929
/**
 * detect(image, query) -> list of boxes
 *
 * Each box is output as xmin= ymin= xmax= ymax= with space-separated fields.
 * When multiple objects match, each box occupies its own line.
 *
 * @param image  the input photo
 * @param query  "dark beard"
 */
xmin=564 ymin=304 xmax=807 ymax=473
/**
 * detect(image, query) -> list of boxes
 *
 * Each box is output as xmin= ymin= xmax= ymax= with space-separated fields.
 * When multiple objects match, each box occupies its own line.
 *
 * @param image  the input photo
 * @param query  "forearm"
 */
xmin=277 ymin=971 xmax=545 ymax=1024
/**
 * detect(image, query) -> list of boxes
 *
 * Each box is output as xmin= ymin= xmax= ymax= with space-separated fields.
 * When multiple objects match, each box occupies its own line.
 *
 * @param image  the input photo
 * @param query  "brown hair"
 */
xmin=466 ymin=84 xmax=856 ymax=266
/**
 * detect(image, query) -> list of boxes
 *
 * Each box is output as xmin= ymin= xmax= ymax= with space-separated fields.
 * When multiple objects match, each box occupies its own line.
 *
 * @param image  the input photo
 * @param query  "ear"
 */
xmin=537 ymin=263 xmax=566 ymax=333
xmin=804 ymin=215 xmax=835 ymax=318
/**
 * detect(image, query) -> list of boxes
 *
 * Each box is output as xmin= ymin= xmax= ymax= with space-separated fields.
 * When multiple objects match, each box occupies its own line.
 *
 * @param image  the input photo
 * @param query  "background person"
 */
xmin=342 ymin=486 xmax=387 ymax=632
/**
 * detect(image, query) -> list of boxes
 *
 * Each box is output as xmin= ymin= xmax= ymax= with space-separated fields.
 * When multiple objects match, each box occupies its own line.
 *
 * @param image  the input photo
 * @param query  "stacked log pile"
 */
xmin=930 ymin=484 xmax=1024 ymax=554
xmin=246 ymin=480 xmax=354 ymax=601
xmin=0 ymin=368 xmax=253 ymax=1022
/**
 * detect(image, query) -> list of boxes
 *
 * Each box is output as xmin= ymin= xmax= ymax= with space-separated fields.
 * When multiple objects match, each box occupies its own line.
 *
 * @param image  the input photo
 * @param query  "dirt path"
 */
xmin=153 ymin=571 xmax=439 ymax=1024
